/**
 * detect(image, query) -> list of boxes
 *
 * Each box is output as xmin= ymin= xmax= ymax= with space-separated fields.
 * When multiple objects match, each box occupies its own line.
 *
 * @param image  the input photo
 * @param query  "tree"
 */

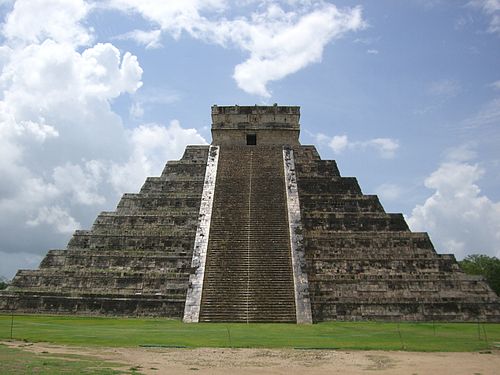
xmin=0 ymin=275 xmax=10 ymax=290
xmin=459 ymin=254 xmax=500 ymax=296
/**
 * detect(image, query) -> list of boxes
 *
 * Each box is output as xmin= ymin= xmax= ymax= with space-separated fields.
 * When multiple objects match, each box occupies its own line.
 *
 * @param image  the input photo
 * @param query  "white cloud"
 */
xmin=116 ymin=29 xmax=163 ymax=49
xmin=230 ymin=4 xmax=365 ymax=96
xmin=444 ymin=143 xmax=477 ymax=162
xmin=314 ymin=132 xmax=330 ymax=145
xmin=106 ymin=0 xmax=227 ymax=38
xmin=428 ymin=79 xmax=461 ymax=98
xmin=368 ymin=138 xmax=400 ymax=158
xmin=0 ymin=2 xmax=140 ymax=260
xmin=353 ymin=36 xmax=381 ymax=45
xmin=0 ymin=1 xmax=223 ymax=279
xmin=329 ymin=135 xmax=349 ymax=153
xmin=53 ymin=161 xmax=106 ymax=206
xmin=109 ymin=121 xmax=208 ymax=193
xmin=129 ymin=102 xmax=144 ymax=119
xmin=407 ymin=160 xmax=500 ymax=259
xmin=27 ymin=206 xmax=81 ymax=234
xmin=490 ymin=80 xmax=500 ymax=90
xmin=462 ymin=97 xmax=500 ymax=131
xmin=19 ymin=121 xmax=59 ymax=142
xmin=323 ymin=134 xmax=400 ymax=159
xmin=469 ymin=0 xmax=500 ymax=34
xmin=104 ymin=1 xmax=365 ymax=97
xmin=376 ymin=183 xmax=402 ymax=202
xmin=0 ymin=25 xmax=204 ymax=243
xmin=0 ymin=40 xmax=143 ymax=115
xmin=80 ymin=43 xmax=143 ymax=98
xmin=0 ymin=38 xmax=144 ymax=216
xmin=2 ymin=0 xmax=92 ymax=46
xmin=366 ymin=49 xmax=379 ymax=54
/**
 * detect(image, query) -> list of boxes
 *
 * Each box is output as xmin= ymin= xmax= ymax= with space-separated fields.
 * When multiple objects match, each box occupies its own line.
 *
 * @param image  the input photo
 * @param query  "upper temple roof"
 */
xmin=211 ymin=105 xmax=300 ymax=131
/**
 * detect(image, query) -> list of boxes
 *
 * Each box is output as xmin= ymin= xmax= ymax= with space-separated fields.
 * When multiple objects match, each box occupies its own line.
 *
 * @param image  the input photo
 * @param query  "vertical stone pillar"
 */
xmin=283 ymin=147 xmax=313 ymax=324
xmin=183 ymin=145 xmax=219 ymax=323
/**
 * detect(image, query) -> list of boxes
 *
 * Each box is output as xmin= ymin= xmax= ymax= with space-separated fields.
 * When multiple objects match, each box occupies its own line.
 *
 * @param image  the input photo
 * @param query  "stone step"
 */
xmin=199 ymin=146 xmax=296 ymax=323
xmin=299 ymin=195 xmax=384 ymax=213
xmin=68 ymin=233 xmax=196 ymax=251
xmin=298 ymin=177 xmax=362 ymax=195
xmin=303 ymin=213 xmax=409 ymax=231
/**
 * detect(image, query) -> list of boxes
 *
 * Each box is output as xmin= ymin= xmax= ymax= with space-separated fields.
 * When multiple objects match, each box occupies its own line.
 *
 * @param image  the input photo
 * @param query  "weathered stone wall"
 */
xmin=283 ymin=147 xmax=312 ymax=324
xmin=211 ymin=105 xmax=300 ymax=130
xmin=294 ymin=145 xmax=500 ymax=322
xmin=0 ymin=146 xmax=210 ymax=316
xmin=211 ymin=129 xmax=300 ymax=147
xmin=211 ymin=105 xmax=300 ymax=146
xmin=183 ymin=145 xmax=220 ymax=322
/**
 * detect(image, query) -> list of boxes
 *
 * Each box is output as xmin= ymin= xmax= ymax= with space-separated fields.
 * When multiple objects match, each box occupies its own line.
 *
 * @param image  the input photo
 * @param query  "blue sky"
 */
xmin=0 ymin=0 xmax=499 ymax=279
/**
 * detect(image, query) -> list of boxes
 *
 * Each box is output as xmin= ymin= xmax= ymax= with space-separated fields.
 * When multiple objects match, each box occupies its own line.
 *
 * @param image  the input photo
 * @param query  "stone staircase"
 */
xmin=199 ymin=146 xmax=296 ymax=322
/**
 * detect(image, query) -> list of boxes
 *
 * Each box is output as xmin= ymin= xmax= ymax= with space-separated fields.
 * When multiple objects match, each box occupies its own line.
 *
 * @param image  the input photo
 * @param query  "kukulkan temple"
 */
xmin=1 ymin=105 xmax=499 ymax=323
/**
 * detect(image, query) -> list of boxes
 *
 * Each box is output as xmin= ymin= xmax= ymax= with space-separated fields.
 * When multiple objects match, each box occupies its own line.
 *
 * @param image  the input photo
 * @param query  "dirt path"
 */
xmin=3 ymin=340 xmax=499 ymax=375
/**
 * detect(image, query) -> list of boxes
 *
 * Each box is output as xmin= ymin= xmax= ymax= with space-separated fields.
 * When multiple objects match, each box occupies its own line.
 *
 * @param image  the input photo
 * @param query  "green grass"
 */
xmin=1 ymin=314 xmax=499 ymax=352
xmin=0 ymin=344 xmax=142 ymax=374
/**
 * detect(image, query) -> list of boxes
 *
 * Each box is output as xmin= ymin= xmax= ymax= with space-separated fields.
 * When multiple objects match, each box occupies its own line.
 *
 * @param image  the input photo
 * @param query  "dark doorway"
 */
xmin=246 ymin=134 xmax=257 ymax=145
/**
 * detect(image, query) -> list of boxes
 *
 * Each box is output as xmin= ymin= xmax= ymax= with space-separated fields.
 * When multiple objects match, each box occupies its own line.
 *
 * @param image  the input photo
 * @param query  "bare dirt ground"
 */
xmin=3 ymin=340 xmax=500 ymax=375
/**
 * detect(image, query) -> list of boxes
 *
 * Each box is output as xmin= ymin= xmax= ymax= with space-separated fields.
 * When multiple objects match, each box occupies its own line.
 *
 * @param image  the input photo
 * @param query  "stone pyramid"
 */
xmin=1 ymin=105 xmax=499 ymax=323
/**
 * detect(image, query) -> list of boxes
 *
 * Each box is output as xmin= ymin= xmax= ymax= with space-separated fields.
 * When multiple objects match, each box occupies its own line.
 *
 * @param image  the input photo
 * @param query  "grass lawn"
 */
xmin=0 ymin=314 xmax=499 ymax=351
xmin=0 ymin=344 xmax=142 ymax=374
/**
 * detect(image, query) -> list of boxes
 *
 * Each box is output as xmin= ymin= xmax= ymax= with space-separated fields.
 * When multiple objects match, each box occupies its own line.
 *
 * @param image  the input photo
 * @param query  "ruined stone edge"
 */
xmin=283 ymin=147 xmax=313 ymax=324
xmin=183 ymin=145 xmax=219 ymax=323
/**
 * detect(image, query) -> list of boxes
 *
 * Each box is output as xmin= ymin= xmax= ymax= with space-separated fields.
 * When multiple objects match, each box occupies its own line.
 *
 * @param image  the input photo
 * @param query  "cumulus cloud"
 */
xmin=375 ymin=183 xmax=402 ymax=202
xmin=0 ymin=39 xmax=144 ymax=208
xmin=0 ymin=0 xmax=207 ymax=279
xmin=230 ymin=4 xmax=365 ymax=96
xmin=329 ymin=135 xmax=349 ymax=154
xmin=444 ymin=143 xmax=478 ymax=162
xmin=52 ymin=161 xmax=106 ymax=206
xmin=106 ymin=0 xmax=227 ymax=38
xmin=104 ymin=0 xmax=365 ymax=96
xmin=109 ymin=121 xmax=207 ymax=193
xmin=2 ymin=0 xmax=92 ymax=46
xmin=407 ymin=155 xmax=500 ymax=259
xmin=27 ymin=206 xmax=81 ymax=234
xmin=367 ymin=138 xmax=400 ymax=158
xmin=318 ymin=133 xmax=400 ymax=159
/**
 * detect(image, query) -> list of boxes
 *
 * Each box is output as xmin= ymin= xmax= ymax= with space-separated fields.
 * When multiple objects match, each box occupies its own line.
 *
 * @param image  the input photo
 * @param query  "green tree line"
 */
xmin=459 ymin=254 xmax=500 ymax=296
xmin=0 ymin=276 xmax=9 ymax=290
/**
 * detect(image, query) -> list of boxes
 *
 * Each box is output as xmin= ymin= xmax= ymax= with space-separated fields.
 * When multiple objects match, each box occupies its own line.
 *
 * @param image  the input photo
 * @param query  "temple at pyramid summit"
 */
xmin=1 ymin=105 xmax=499 ymax=322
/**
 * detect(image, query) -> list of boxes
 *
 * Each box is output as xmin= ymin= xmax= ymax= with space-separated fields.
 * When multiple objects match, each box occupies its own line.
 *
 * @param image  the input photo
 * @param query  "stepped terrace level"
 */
xmin=1 ymin=105 xmax=499 ymax=323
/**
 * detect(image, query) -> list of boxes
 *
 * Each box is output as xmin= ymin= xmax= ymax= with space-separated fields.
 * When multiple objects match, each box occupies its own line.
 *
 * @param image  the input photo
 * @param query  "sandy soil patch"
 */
xmin=3 ymin=340 xmax=499 ymax=375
